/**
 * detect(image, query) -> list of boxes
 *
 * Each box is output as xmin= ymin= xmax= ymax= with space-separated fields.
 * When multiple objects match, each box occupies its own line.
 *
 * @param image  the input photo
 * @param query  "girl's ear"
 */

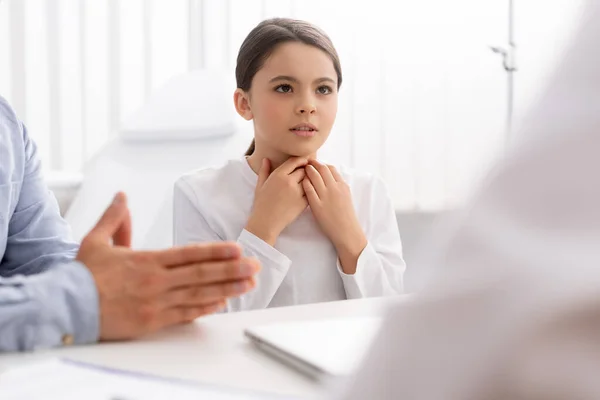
xmin=234 ymin=89 xmax=253 ymax=121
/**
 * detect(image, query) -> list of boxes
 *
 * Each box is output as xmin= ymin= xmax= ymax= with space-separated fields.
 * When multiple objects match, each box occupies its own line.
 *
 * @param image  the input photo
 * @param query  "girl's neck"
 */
xmin=247 ymin=147 xmax=316 ymax=174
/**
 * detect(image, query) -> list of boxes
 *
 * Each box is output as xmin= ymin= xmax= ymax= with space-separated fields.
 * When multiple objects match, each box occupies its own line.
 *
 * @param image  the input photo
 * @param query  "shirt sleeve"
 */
xmin=0 ymin=261 xmax=99 ymax=352
xmin=1 ymin=121 xmax=79 ymax=277
xmin=0 ymin=98 xmax=99 ymax=352
xmin=173 ymin=179 xmax=291 ymax=312
xmin=338 ymin=177 xmax=405 ymax=298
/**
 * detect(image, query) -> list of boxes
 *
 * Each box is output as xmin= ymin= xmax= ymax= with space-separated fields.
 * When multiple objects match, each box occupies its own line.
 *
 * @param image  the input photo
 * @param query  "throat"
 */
xmin=247 ymin=150 xmax=317 ymax=173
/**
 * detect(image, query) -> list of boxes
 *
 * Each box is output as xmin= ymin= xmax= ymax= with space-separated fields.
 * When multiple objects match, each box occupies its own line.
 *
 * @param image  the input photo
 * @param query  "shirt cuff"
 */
xmin=238 ymin=229 xmax=291 ymax=272
xmin=337 ymin=242 xmax=377 ymax=299
xmin=29 ymin=261 xmax=99 ymax=349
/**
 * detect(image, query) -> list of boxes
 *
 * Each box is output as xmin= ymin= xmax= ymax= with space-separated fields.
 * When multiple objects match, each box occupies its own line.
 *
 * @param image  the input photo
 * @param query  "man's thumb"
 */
xmin=86 ymin=192 xmax=131 ymax=246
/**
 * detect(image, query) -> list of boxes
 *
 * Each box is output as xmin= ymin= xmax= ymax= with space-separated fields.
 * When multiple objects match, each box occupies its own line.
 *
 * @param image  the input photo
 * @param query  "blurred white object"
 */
xmin=120 ymin=69 xmax=237 ymax=142
xmin=245 ymin=317 xmax=382 ymax=380
xmin=340 ymin=0 xmax=600 ymax=399
xmin=65 ymin=69 xmax=252 ymax=249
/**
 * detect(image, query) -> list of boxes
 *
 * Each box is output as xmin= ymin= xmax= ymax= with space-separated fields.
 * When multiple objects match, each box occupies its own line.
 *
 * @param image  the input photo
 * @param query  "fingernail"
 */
xmin=225 ymin=244 xmax=240 ymax=258
xmin=112 ymin=192 xmax=124 ymax=205
xmin=234 ymin=281 xmax=249 ymax=293
xmin=240 ymin=261 xmax=256 ymax=276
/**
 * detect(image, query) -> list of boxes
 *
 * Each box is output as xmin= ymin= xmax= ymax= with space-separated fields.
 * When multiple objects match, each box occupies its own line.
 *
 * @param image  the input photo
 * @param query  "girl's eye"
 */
xmin=275 ymin=84 xmax=293 ymax=93
xmin=317 ymin=85 xmax=333 ymax=95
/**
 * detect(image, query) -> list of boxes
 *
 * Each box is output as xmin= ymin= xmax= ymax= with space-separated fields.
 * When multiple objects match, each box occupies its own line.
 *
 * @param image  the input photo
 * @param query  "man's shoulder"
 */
xmin=0 ymin=96 xmax=25 ymax=186
xmin=0 ymin=96 xmax=21 ymax=133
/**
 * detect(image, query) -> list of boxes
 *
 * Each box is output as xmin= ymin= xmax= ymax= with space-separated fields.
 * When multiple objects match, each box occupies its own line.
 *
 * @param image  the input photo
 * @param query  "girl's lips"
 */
xmin=290 ymin=128 xmax=317 ymax=137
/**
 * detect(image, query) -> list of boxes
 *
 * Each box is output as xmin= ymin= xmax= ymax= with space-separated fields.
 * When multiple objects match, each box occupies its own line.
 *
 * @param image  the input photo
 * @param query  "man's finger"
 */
xmin=161 ymin=278 xmax=256 ymax=308
xmin=277 ymin=157 xmax=308 ymax=175
xmin=166 ymin=257 xmax=261 ymax=288
xmin=144 ymin=242 xmax=242 ymax=267
xmin=112 ymin=206 xmax=132 ymax=248
xmin=86 ymin=192 xmax=130 ymax=244
xmin=157 ymin=301 xmax=228 ymax=329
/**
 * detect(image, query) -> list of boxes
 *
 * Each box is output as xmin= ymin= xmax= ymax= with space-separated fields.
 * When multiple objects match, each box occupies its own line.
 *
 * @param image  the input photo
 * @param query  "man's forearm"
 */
xmin=0 ymin=261 xmax=99 ymax=352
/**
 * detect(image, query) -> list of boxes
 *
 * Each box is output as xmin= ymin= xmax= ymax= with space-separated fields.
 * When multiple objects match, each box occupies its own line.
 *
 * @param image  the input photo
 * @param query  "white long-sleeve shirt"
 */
xmin=173 ymin=157 xmax=405 ymax=312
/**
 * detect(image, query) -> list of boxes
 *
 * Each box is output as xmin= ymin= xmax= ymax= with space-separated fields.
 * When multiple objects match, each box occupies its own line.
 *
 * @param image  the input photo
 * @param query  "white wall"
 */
xmin=0 ymin=0 xmax=586 ymax=211
xmin=514 ymin=0 xmax=587 ymax=123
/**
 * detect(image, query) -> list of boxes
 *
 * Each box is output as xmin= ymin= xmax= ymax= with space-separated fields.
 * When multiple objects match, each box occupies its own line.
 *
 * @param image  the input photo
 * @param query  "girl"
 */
xmin=174 ymin=18 xmax=405 ymax=312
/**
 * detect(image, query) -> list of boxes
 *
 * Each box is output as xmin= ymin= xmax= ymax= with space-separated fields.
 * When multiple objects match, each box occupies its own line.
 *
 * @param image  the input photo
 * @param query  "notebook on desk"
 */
xmin=244 ymin=317 xmax=382 ymax=381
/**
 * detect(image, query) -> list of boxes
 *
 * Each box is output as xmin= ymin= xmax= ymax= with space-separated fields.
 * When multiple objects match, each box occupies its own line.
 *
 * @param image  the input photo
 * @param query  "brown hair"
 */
xmin=236 ymin=18 xmax=343 ymax=156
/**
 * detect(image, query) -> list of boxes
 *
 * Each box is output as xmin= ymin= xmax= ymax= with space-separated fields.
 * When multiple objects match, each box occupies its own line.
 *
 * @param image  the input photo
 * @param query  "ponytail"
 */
xmin=245 ymin=139 xmax=256 ymax=156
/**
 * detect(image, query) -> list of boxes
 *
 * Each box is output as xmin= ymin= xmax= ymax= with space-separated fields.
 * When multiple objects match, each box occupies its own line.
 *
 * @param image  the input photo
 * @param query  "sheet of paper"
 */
xmin=0 ymin=358 xmax=299 ymax=400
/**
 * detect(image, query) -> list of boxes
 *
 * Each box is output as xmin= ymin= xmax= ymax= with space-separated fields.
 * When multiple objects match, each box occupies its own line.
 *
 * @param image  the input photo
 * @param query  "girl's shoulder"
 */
xmin=335 ymin=164 xmax=388 ymax=193
xmin=335 ymin=165 xmax=393 ymax=212
xmin=175 ymin=158 xmax=249 ymax=197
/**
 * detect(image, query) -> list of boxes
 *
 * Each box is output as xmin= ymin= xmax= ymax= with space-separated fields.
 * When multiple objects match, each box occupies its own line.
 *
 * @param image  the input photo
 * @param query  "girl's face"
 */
xmin=235 ymin=42 xmax=339 ymax=158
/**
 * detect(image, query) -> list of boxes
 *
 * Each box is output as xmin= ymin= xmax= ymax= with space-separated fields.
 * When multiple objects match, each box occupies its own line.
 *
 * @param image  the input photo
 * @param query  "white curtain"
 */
xmin=0 ymin=0 xmax=584 ymax=210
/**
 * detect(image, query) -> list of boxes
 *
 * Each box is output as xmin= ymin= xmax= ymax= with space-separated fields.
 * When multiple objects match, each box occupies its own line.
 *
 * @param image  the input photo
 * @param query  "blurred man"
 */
xmin=0 ymin=94 xmax=260 ymax=352
xmin=341 ymin=1 xmax=600 ymax=398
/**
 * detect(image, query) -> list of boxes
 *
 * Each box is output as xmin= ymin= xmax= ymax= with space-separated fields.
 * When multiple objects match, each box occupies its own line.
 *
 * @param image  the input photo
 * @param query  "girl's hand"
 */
xmin=303 ymin=160 xmax=367 ymax=274
xmin=245 ymin=157 xmax=309 ymax=246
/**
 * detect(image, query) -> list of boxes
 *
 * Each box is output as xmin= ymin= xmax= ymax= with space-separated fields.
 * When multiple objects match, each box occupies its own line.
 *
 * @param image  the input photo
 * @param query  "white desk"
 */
xmin=0 ymin=297 xmax=404 ymax=398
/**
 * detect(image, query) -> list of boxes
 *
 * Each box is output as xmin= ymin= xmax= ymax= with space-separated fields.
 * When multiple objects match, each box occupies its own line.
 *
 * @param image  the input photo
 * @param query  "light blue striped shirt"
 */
xmin=0 ymin=96 xmax=99 ymax=352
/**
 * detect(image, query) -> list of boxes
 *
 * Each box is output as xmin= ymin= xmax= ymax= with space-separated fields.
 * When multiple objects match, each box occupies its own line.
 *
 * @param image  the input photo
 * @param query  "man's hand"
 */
xmin=77 ymin=192 xmax=260 ymax=341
